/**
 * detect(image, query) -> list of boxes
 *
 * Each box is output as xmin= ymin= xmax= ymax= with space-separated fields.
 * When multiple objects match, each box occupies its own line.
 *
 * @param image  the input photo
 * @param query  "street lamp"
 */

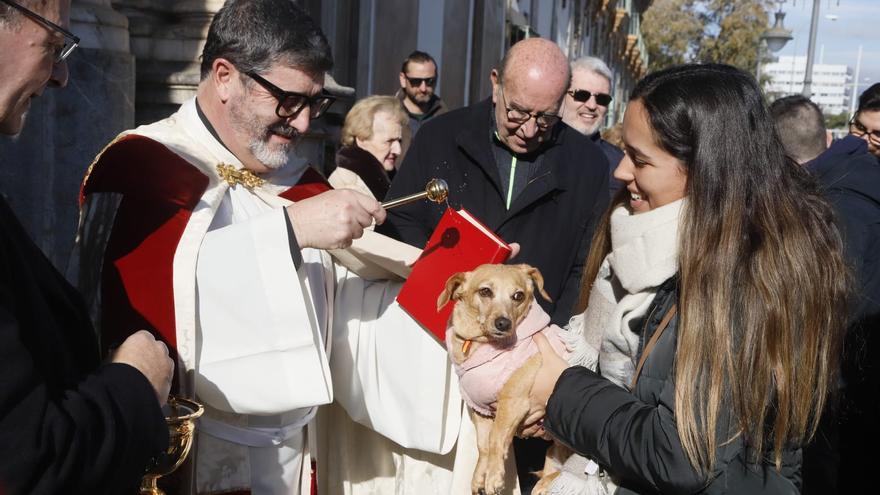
xmin=757 ymin=2 xmax=793 ymax=81
xmin=802 ymin=0 xmax=821 ymax=96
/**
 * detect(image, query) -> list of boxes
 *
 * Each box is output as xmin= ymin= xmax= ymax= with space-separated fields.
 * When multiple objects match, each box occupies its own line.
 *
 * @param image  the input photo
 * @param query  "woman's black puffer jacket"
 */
xmin=544 ymin=277 xmax=802 ymax=494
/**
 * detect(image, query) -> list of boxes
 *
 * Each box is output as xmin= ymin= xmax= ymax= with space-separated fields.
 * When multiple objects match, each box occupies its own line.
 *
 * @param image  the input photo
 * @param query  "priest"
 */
xmin=72 ymin=1 xmax=477 ymax=494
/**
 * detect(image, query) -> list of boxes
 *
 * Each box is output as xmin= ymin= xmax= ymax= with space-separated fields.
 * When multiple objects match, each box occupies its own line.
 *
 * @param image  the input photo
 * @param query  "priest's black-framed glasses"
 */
xmin=245 ymin=71 xmax=336 ymax=120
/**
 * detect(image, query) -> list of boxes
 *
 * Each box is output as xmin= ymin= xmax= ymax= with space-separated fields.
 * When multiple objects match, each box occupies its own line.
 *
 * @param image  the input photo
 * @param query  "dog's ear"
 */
xmin=517 ymin=264 xmax=552 ymax=302
xmin=438 ymin=272 xmax=467 ymax=310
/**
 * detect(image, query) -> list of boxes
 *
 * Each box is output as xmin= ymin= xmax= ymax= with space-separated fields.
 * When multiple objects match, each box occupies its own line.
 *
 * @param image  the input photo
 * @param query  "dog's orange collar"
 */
xmin=462 ymin=339 xmax=473 ymax=356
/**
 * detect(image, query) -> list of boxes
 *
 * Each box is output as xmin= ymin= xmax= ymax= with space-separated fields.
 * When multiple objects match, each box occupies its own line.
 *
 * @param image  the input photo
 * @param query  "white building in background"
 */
xmin=762 ymin=55 xmax=852 ymax=115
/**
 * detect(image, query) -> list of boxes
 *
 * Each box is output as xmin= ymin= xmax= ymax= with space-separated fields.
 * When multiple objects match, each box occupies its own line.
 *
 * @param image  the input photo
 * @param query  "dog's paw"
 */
xmin=532 ymin=471 xmax=561 ymax=495
xmin=483 ymin=465 xmax=506 ymax=495
xmin=471 ymin=458 xmax=489 ymax=494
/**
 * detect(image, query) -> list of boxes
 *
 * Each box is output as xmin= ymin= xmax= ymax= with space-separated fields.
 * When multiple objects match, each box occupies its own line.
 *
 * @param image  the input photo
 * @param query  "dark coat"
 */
xmin=334 ymin=145 xmax=394 ymax=200
xmin=807 ymin=135 xmax=880 ymax=328
xmin=0 ymin=196 xmax=167 ymax=494
xmin=546 ymin=278 xmax=802 ymax=495
xmin=377 ymin=98 xmax=610 ymax=325
xmin=803 ymin=135 xmax=880 ymax=492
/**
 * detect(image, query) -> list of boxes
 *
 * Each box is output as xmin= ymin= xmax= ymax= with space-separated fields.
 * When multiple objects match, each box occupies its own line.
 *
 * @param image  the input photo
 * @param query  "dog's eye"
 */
xmin=478 ymin=287 xmax=493 ymax=298
xmin=512 ymin=291 xmax=525 ymax=302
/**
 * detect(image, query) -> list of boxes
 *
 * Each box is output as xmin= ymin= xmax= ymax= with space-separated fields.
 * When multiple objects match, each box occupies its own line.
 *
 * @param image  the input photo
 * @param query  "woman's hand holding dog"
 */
xmin=520 ymin=332 xmax=569 ymax=439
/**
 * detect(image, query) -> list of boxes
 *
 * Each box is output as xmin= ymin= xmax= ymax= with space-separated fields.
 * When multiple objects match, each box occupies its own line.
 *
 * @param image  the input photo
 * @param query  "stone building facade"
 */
xmin=0 ymin=0 xmax=651 ymax=269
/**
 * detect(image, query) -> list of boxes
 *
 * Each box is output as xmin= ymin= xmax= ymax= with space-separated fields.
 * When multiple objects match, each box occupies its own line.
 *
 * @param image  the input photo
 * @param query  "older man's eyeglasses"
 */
xmin=245 ymin=71 xmax=336 ymax=120
xmin=0 ymin=0 xmax=79 ymax=63
xmin=567 ymin=89 xmax=612 ymax=107
xmin=499 ymin=87 xmax=560 ymax=129
xmin=849 ymin=116 xmax=880 ymax=145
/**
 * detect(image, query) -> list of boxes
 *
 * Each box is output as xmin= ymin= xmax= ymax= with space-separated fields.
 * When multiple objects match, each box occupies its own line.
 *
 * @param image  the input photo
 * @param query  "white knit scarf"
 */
xmin=551 ymin=198 xmax=684 ymax=495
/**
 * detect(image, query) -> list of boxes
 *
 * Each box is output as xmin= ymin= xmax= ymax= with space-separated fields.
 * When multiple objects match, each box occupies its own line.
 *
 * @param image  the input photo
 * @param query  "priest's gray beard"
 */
xmin=249 ymin=134 xmax=293 ymax=170
xmin=229 ymin=95 xmax=299 ymax=170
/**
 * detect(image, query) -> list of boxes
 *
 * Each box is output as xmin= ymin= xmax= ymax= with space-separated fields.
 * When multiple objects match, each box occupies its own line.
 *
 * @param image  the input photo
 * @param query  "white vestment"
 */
xmin=74 ymin=98 xmax=510 ymax=494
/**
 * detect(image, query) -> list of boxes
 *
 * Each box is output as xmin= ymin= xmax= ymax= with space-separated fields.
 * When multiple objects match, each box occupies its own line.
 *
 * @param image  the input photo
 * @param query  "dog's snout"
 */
xmin=494 ymin=317 xmax=512 ymax=333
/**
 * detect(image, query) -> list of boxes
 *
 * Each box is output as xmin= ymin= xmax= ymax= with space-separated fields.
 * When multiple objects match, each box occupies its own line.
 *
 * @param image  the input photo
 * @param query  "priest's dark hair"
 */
xmin=200 ymin=0 xmax=333 ymax=80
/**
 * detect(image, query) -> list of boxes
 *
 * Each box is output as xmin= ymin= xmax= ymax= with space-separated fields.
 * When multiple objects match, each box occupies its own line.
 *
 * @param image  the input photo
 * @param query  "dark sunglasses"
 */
xmin=405 ymin=76 xmax=436 ymax=87
xmin=567 ymin=89 xmax=612 ymax=107
xmin=0 ymin=0 xmax=79 ymax=63
xmin=245 ymin=71 xmax=336 ymax=119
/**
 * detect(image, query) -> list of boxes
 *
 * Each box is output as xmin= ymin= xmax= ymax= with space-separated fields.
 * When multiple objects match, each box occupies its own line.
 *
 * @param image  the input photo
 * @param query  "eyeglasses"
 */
xmin=849 ymin=116 xmax=880 ymax=145
xmin=567 ymin=89 xmax=612 ymax=107
xmin=0 ymin=0 xmax=79 ymax=63
xmin=405 ymin=76 xmax=436 ymax=87
xmin=245 ymin=71 xmax=336 ymax=119
xmin=498 ymin=86 xmax=560 ymax=129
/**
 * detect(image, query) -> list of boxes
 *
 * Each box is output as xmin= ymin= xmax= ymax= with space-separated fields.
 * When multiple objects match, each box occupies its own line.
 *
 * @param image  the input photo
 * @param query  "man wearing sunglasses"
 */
xmin=1 ymin=0 xmax=173 ymax=493
xmin=397 ymin=50 xmax=447 ymax=142
xmin=75 ymin=1 xmax=465 ymax=494
xmin=561 ymin=56 xmax=624 ymax=198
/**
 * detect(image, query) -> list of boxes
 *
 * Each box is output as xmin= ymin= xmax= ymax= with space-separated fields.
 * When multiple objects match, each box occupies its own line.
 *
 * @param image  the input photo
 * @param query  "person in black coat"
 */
xmin=807 ymin=135 xmax=880 ymax=495
xmin=377 ymin=38 xmax=609 ymax=328
xmin=0 ymin=1 xmax=172 ymax=492
xmin=526 ymin=65 xmax=848 ymax=494
xmin=770 ymin=94 xmax=880 ymax=493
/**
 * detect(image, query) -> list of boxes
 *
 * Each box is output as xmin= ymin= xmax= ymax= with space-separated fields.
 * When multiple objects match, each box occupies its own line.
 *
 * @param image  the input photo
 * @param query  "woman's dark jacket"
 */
xmin=545 ymin=277 xmax=802 ymax=494
xmin=334 ymin=145 xmax=393 ymax=200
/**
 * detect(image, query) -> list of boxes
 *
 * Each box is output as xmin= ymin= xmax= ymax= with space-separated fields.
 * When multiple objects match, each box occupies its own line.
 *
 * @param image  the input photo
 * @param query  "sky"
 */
xmin=772 ymin=0 xmax=880 ymax=98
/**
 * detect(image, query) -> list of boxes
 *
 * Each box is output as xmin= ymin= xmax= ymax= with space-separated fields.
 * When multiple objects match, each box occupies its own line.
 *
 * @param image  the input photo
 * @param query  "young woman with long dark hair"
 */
xmin=528 ymin=64 xmax=849 ymax=494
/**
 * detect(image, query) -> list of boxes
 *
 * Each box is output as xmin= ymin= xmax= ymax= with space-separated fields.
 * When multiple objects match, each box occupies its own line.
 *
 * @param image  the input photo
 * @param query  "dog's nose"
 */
xmin=494 ymin=317 xmax=512 ymax=332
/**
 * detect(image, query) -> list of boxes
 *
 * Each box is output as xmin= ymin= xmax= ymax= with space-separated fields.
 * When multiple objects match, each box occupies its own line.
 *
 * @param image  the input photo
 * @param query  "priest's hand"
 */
xmin=111 ymin=330 xmax=174 ymax=406
xmin=286 ymin=189 xmax=386 ymax=249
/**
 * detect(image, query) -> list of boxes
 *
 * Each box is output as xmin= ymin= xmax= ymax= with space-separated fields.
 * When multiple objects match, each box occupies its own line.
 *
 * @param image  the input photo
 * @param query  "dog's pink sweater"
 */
xmin=446 ymin=301 xmax=570 ymax=417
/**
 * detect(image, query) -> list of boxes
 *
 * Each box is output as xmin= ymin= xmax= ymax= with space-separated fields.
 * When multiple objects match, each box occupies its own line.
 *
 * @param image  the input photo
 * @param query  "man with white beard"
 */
xmin=74 ymin=1 xmax=462 ymax=493
xmin=561 ymin=56 xmax=623 ymax=198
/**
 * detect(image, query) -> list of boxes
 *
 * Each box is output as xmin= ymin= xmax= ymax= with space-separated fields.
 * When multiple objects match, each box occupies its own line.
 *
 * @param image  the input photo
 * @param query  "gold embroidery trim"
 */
xmin=217 ymin=163 xmax=265 ymax=189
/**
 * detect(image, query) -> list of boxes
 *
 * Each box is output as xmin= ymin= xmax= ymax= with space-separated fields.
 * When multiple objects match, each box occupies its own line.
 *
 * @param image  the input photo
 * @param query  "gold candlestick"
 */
xmin=381 ymin=178 xmax=448 ymax=209
xmin=141 ymin=397 xmax=204 ymax=495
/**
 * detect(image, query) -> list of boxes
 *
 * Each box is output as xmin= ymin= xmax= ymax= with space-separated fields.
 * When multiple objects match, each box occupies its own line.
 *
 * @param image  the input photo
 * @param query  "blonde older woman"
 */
xmin=330 ymin=95 xmax=409 ymax=199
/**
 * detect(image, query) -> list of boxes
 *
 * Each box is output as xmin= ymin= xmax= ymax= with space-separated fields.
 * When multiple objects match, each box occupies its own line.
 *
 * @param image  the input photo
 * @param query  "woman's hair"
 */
xmin=857 ymin=82 xmax=880 ymax=113
xmin=575 ymin=64 xmax=848 ymax=475
xmin=340 ymin=95 xmax=408 ymax=147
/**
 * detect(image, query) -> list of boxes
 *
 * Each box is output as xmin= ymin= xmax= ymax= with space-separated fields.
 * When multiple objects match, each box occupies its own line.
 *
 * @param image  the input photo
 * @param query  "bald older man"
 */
xmin=379 ymin=38 xmax=609 ymax=326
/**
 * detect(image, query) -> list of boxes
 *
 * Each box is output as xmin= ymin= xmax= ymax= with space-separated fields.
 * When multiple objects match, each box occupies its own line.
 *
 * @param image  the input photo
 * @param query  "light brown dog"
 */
xmin=439 ymin=263 xmax=571 ymax=495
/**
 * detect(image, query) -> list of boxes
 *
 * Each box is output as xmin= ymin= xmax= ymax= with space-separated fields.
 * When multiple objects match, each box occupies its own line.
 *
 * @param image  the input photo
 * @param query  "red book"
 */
xmin=397 ymin=207 xmax=512 ymax=341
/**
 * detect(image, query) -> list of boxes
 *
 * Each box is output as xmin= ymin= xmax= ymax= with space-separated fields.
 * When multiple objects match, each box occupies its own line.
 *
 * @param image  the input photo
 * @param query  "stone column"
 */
xmin=0 ymin=0 xmax=134 ymax=271
xmin=112 ymin=0 xmax=223 ymax=125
